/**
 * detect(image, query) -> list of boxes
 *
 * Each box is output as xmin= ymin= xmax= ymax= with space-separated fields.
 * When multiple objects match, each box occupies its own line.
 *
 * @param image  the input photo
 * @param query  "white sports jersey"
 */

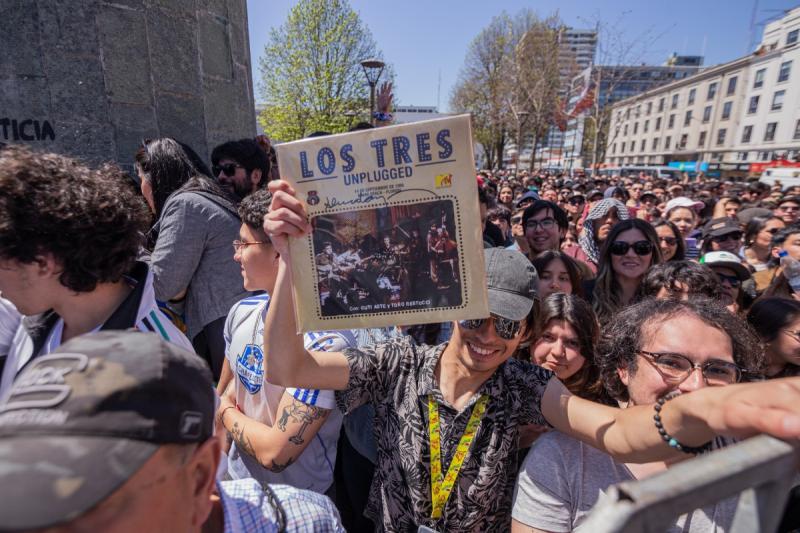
xmin=224 ymin=293 xmax=356 ymax=493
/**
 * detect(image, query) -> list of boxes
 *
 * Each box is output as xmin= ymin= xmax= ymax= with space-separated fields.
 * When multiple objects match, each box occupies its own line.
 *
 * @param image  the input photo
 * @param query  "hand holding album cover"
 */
xmin=275 ymin=115 xmax=489 ymax=332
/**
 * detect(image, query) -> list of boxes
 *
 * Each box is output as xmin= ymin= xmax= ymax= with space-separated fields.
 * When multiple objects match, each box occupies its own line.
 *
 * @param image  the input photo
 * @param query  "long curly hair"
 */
xmin=0 ymin=146 xmax=151 ymax=292
xmin=592 ymin=219 xmax=662 ymax=323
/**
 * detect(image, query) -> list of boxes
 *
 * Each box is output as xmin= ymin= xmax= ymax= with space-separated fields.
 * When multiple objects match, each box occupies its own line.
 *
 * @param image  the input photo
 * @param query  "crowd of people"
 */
xmin=1 ymin=107 xmax=800 ymax=531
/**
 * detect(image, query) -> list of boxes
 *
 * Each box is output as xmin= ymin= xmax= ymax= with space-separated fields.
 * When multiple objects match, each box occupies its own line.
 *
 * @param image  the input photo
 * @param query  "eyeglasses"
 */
xmin=715 ymin=272 xmax=741 ymax=288
xmin=459 ymin=316 xmax=523 ymax=340
xmin=233 ymin=239 xmax=269 ymax=252
xmin=711 ymin=232 xmax=742 ymax=244
xmin=658 ymin=236 xmax=678 ymax=246
xmin=638 ymin=350 xmax=743 ymax=385
xmin=511 ymin=216 xmax=523 ymax=225
xmin=213 ymin=163 xmax=245 ymax=178
xmin=525 ymin=218 xmax=557 ymax=231
xmin=609 ymin=240 xmax=654 ymax=256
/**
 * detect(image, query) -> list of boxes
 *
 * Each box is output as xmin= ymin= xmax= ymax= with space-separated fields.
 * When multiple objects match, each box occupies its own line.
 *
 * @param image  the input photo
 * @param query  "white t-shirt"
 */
xmin=512 ymin=431 xmax=738 ymax=532
xmin=224 ymin=293 xmax=355 ymax=493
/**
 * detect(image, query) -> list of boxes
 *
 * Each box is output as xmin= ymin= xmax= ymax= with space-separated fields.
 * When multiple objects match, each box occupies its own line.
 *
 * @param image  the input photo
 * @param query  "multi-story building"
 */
xmin=392 ymin=106 xmax=449 ymax=124
xmin=605 ymin=7 xmax=800 ymax=178
xmin=563 ymin=57 xmax=702 ymax=169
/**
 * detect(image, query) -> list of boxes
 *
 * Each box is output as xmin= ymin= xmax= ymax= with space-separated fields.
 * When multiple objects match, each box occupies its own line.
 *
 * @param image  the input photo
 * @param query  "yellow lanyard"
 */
xmin=428 ymin=393 xmax=488 ymax=519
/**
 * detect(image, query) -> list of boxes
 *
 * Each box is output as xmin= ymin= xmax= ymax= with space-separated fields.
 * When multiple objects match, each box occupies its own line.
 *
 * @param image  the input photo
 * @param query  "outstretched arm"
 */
xmin=261 ymin=180 xmax=350 ymax=390
xmin=542 ymin=376 xmax=800 ymax=463
xmin=218 ymin=385 xmax=330 ymax=472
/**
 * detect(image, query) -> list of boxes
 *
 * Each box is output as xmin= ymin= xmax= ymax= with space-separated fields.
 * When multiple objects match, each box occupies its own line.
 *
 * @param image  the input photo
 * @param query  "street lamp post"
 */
xmin=360 ymin=58 xmax=385 ymax=126
xmin=514 ymin=110 xmax=529 ymax=178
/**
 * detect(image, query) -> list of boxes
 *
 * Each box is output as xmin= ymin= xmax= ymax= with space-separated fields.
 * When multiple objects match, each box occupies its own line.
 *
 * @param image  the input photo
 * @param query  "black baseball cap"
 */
xmin=0 ymin=331 xmax=214 ymax=530
xmin=702 ymin=217 xmax=742 ymax=239
xmin=484 ymin=248 xmax=538 ymax=321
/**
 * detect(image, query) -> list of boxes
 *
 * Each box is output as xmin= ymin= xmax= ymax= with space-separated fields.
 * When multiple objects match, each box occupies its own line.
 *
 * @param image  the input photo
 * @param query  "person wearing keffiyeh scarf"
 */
xmin=576 ymin=199 xmax=630 ymax=267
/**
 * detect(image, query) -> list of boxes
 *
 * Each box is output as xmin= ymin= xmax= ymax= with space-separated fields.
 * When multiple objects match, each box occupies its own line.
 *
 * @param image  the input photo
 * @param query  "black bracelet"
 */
xmin=653 ymin=394 xmax=713 ymax=455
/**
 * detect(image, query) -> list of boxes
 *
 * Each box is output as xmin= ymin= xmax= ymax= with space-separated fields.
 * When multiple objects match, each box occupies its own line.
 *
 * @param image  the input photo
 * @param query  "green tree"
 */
xmin=257 ymin=0 xmax=388 ymax=141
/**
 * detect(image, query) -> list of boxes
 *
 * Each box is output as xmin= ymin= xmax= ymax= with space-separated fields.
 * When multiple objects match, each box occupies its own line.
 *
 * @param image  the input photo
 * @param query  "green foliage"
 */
xmin=257 ymin=0 xmax=387 ymax=141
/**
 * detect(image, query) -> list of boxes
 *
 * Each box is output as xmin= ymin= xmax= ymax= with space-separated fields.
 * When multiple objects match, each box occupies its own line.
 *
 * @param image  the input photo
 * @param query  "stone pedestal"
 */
xmin=0 ymin=0 xmax=256 ymax=168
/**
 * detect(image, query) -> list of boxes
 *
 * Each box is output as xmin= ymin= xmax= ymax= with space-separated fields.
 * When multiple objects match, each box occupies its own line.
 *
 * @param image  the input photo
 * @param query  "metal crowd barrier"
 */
xmin=581 ymin=435 xmax=800 ymax=533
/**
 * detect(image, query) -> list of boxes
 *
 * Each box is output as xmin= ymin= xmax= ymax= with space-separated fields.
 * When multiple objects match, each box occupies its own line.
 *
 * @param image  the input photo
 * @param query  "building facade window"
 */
xmin=754 ymin=68 xmax=765 ymax=89
xmin=652 ymin=137 xmax=659 ymax=150
xmin=679 ymin=134 xmax=688 ymax=149
xmin=640 ymin=139 xmax=646 ymax=151
xmin=742 ymin=125 xmax=753 ymax=143
xmin=633 ymin=122 xmax=639 ymax=134
xmin=788 ymin=29 xmax=799 ymax=46
xmin=630 ymin=141 xmax=636 ymax=152
xmin=778 ymin=61 xmax=792 ymax=83
xmin=671 ymin=94 xmax=679 ymax=109
xmin=794 ymin=119 xmax=800 ymax=140
xmin=688 ymin=88 xmax=696 ymax=105
xmin=655 ymin=117 xmax=662 ymax=130
xmin=623 ymin=124 xmax=628 ymax=135
xmin=703 ymin=106 xmax=712 ymax=122
xmin=772 ymin=90 xmax=785 ymax=110
xmin=684 ymin=110 xmax=692 ymax=127
xmin=726 ymin=76 xmax=737 ymax=95
xmin=668 ymin=114 xmax=675 ymax=128
xmin=646 ymin=101 xmax=652 ymax=115
xmin=738 ymin=152 xmax=748 ymax=161
xmin=721 ymin=101 xmax=732 ymax=120
xmin=764 ymin=122 xmax=777 ymax=142
xmin=620 ymin=142 xmax=625 ymax=154
xmin=644 ymin=120 xmax=649 ymax=133
xmin=748 ymin=95 xmax=759 ymax=114
xmin=717 ymin=128 xmax=727 ymax=145
xmin=612 ymin=143 xmax=617 ymax=154
xmin=665 ymin=136 xmax=671 ymax=149
xmin=698 ymin=131 xmax=707 ymax=147
xmin=658 ymin=97 xmax=665 ymax=112
xmin=707 ymin=82 xmax=717 ymax=100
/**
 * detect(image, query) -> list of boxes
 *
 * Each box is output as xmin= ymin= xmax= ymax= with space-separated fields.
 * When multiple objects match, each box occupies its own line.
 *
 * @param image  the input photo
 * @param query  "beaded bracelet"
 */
xmin=653 ymin=394 xmax=713 ymax=455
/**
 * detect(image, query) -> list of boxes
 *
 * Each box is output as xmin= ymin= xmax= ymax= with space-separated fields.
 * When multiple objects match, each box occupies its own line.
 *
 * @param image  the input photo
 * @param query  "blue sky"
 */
xmin=246 ymin=0 xmax=798 ymax=111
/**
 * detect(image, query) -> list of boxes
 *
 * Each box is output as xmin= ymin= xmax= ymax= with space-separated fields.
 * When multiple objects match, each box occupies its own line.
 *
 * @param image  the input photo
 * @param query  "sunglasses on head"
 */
xmin=715 ymin=272 xmax=741 ymax=288
xmin=711 ymin=232 xmax=742 ymax=244
xmin=610 ymin=240 xmax=654 ymax=256
xmin=459 ymin=316 xmax=523 ymax=340
xmin=213 ymin=163 xmax=244 ymax=178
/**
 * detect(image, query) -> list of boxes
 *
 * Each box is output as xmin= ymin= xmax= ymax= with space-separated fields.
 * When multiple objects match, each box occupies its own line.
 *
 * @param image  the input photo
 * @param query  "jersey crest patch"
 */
xmin=236 ymin=344 xmax=264 ymax=394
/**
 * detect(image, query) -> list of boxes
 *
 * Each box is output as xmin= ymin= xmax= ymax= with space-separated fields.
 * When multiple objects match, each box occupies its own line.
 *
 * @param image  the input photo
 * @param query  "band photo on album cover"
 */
xmin=311 ymin=199 xmax=462 ymax=317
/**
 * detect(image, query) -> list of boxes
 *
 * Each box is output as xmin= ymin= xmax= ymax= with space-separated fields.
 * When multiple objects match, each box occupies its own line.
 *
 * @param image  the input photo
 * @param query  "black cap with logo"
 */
xmin=0 ymin=331 xmax=214 ymax=531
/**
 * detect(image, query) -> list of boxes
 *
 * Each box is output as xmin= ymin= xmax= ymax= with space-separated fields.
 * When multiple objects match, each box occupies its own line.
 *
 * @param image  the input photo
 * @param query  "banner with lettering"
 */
xmin=276 ymin=114 xmax=488 ymax=332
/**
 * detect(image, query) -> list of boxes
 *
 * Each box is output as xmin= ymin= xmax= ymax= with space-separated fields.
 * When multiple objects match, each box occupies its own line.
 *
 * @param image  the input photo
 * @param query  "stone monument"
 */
xmin=0 ymin=0 xmax=256 ymax=168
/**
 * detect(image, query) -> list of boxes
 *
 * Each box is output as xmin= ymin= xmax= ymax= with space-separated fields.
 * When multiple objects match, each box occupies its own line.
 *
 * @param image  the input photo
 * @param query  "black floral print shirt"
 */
xmin=335 ymin=336 xmax=554 ymax=532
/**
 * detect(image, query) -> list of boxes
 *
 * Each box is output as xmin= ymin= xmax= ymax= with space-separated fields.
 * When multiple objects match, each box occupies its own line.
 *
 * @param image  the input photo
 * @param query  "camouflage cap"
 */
xmin=0 ymin=331 xmax=214 ymax=531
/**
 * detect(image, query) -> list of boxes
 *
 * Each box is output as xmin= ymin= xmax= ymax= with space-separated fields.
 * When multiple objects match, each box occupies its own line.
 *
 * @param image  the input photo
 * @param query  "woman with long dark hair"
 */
xmin=589 ymin=219 xmax=662 ymax=323
xmin=136 ymin=138 xmax=249 ymax=378
xmin=652 ymin=219 xmax=685 ymax=262
xmin=747 ymin=297 xmax=800 ymax=377
xmin=531 ymin=251 xmax=584 ymax=300
xmin=529 ymin=293 xmax=607 ymax=402
xmin=743 ymin=216 xmax=785 ymax=272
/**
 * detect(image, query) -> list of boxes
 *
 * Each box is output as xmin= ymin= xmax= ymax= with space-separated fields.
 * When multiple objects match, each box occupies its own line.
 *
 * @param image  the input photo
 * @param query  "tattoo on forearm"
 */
xmin=230 ymin=420 xmax=256 ymax=458
xmin=277 ymin=398 xmax=326 ymax=445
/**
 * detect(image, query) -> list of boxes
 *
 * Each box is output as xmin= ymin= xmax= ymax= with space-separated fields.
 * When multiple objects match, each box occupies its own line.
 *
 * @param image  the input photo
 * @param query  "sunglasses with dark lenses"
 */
xmin=609 ymin=240 xmax=654 ymax=256
xmin=459 ymin=316 xmax=523 ymax=340
xmin=659 ymin=236 xmax=678 ymax=246
xmin=569 ymin=197 xmax=585 ymax=205
xmin=715 ymin=272 xmax=741 ymax=288
xmin=711 ymin=232 xmax=743 ymax=244
xmin=213 ymin=163 xmax=243 ymax=177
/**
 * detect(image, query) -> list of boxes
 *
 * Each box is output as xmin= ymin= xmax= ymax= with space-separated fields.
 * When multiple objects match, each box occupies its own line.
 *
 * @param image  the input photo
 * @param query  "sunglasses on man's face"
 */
xmin=715 ymin=272 xmax=741 ymax=288
xmin=610 ymin=240 xmax=654 ymax=256
xmin=459 ymin=316 xmax=523 ymax=340
xmin=213 ymin=163 xmax=244 ymax=178
xmin=711 ymin=232 xmax=742 ymax=244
